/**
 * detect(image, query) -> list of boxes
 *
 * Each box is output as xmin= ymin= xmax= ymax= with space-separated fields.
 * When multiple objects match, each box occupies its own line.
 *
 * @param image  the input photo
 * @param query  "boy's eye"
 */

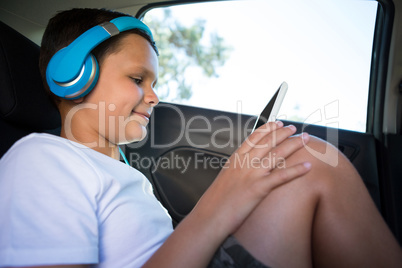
xmin=131 ymin=77 xmax=143 ymax=85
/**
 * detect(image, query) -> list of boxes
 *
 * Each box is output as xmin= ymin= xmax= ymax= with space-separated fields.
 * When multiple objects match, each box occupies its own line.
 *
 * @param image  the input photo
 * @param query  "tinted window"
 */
xmin=143 ymin=0 xmax=378 ymax=132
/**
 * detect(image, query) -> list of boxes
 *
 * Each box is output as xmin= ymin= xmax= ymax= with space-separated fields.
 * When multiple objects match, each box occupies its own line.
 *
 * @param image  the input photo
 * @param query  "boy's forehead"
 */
xmin=103 ymin=34 xmax=158 ymax=70
xmin=115 ymin=34 xmax=156 ymax=56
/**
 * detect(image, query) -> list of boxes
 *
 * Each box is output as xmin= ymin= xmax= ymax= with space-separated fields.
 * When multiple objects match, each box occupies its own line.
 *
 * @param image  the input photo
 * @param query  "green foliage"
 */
xmin=144 ymin=9 xmax=231 ymax=101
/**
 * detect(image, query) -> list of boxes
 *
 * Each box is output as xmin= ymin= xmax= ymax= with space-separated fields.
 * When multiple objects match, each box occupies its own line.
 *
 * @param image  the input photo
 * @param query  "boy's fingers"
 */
xmin=238 ymin=121 xmax=282 ymax=154
xmin=264 ymin=162 xmax=311 ymax=191
xmin=264 ymin=132 xmax=310 ymax=167
xmin=249 ymin=125 xmax=298 ymax=158
xmin=259 ymin=125 xmax=297 ymax=148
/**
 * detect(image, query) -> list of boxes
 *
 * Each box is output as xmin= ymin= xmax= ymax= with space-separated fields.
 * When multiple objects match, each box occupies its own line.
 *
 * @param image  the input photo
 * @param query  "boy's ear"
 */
xmin=72 ymin=97 xmax=85 ymax=104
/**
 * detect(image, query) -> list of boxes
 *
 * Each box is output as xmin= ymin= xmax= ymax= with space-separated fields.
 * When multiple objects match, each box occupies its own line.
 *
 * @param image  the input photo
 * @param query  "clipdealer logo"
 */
xmin=63 ymin=100 xmax=341 ymax=167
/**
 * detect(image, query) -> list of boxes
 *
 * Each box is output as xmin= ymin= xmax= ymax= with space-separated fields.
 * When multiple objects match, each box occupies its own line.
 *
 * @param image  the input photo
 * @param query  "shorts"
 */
xmin=208 ymin=236 xmax=270 ymax=268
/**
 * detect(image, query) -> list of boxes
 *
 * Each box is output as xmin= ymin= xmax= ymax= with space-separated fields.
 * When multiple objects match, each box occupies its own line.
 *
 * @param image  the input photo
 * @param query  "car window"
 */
xmin=143 ymin=0 xmax=378 ymax=132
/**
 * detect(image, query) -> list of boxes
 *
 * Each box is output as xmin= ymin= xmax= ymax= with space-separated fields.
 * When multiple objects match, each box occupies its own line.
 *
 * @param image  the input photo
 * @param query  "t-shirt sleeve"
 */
xmin=0 ymin=136 xmax=101 ymax=267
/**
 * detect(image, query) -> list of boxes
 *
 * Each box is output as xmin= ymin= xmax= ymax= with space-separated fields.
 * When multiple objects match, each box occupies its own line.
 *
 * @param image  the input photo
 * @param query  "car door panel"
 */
xmin=127 ymin=102 xmax=381 ymax=224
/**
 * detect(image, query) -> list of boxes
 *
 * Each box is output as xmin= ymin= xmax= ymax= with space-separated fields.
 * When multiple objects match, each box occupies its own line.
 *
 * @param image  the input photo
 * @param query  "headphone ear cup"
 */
xmin=47 ymin=53 xmax=99 ymax=100
xmin=65 ymin=53 xmax=99 ymax=99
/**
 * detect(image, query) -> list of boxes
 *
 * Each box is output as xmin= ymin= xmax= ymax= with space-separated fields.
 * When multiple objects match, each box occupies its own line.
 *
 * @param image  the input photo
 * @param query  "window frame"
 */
xmin=367 ymin=0 xmax=395 ymax=136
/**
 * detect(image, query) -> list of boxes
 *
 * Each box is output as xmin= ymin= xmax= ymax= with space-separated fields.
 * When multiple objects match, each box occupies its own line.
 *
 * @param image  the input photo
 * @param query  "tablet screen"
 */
xmin=252 ymin=82 xmax=288 ymax=132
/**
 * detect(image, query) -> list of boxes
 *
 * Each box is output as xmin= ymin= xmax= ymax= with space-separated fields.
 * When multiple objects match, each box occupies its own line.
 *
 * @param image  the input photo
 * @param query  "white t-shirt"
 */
xmin=0 ymin=133 xmax=173 ymax=267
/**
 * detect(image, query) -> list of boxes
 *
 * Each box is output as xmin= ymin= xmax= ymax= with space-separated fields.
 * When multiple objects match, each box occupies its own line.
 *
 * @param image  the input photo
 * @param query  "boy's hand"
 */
xmin=195 ymin=121 xmax=311 ymax=237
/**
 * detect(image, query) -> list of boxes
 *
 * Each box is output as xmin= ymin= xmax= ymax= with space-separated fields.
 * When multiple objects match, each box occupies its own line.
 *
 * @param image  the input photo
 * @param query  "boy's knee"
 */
xmin=289 ymin=135 xmax=351 ymax=170
xmin=285 ymin=135 xmax=361 ymax=189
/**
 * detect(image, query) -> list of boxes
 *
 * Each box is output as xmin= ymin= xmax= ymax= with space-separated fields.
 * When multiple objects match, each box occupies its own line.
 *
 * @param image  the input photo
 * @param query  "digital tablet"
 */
xmin=252 ymin=81 xmax=288 ymax=132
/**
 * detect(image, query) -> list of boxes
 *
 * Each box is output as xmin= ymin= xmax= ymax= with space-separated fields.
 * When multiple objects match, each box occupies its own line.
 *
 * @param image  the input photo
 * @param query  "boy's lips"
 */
xmin=131 ymin=110 xmax=150 ymax=123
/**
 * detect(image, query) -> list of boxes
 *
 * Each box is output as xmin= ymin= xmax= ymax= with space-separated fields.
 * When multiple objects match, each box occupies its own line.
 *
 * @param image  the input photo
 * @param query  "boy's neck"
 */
xmin=60 ymin=126 xmax=120 ymax=160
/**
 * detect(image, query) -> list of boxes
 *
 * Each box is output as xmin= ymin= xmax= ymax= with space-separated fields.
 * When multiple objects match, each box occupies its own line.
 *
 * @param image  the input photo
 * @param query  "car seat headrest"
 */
xmin=0 ymin=21 xmax=60 ymax=130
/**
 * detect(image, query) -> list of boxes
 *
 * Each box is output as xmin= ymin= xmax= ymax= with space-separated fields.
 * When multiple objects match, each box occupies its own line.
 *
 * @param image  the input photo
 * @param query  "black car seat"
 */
xmin=0 ymin=21 xmax=61 ymax=158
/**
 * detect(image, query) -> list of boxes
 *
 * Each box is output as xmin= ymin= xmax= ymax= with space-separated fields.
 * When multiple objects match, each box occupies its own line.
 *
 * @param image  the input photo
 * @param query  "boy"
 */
xmin=0 ymin=8 xmax=401 ymax=268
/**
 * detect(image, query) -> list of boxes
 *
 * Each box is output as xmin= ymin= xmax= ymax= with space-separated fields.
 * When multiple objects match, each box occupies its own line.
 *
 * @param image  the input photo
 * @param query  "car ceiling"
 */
xmin=0 ymin=0 xmax=170 ymax=44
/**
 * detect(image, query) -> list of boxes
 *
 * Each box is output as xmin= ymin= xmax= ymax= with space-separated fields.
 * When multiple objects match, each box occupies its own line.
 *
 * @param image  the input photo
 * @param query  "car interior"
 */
xmin=1 ymin=0 xmax=401 ymax=248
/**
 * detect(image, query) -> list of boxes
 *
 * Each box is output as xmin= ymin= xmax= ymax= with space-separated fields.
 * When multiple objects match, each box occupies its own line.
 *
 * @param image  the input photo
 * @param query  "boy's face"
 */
xmin=71 ymin=34 xmax=159 ymax=145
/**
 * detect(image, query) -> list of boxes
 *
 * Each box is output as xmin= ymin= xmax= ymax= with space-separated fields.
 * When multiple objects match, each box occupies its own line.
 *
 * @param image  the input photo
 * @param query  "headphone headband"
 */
xmin=46 ymin=16 xmax=154 ymax=99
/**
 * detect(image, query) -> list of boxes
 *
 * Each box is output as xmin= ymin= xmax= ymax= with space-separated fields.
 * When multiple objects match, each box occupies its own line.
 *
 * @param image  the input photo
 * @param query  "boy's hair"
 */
xmin=39 ymin=8 xmax=158 ymax=105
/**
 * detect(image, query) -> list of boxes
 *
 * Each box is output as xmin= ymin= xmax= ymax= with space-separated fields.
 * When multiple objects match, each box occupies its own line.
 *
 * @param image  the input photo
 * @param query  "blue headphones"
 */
xmin=46 ymin=16 xmax=154 ymax=100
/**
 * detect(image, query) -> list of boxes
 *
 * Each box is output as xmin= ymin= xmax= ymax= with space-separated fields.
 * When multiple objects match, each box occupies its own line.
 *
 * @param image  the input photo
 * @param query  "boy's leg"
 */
xmin=233 ymin=136 xmax=402 ymax=267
